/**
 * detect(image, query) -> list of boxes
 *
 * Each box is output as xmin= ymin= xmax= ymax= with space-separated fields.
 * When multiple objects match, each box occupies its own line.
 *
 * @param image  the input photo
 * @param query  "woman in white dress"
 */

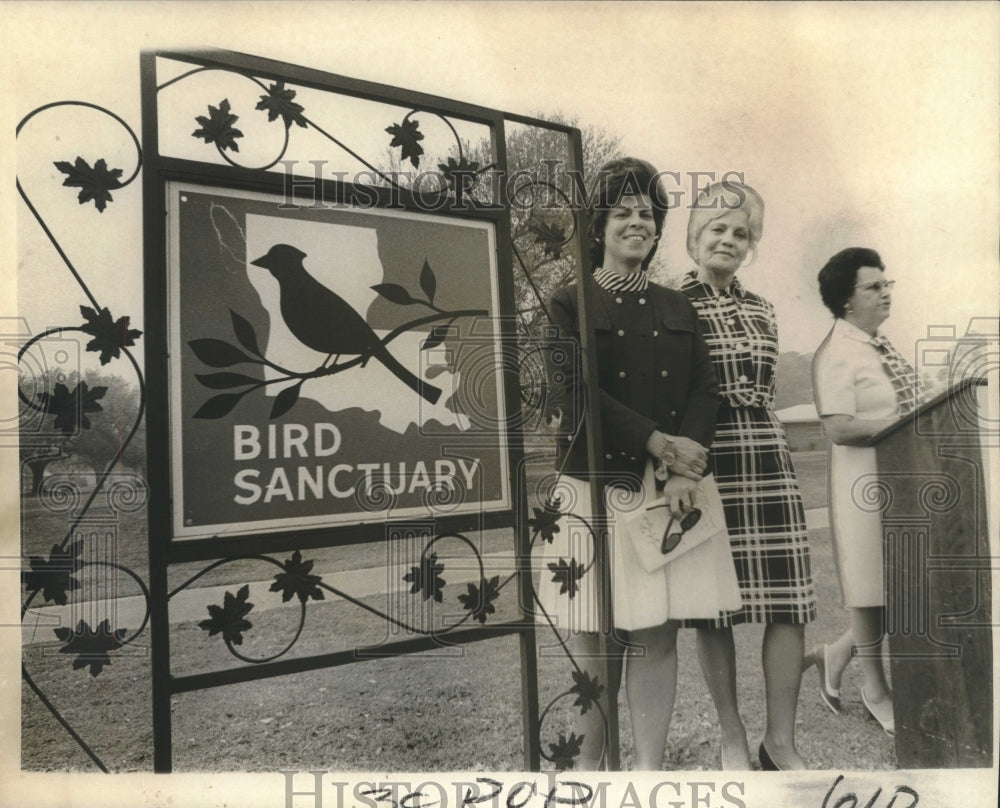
xmin=539 ymin=158 xmax=741 ymax=769
xmin=808 ymin=247 xmax=919 ymax=736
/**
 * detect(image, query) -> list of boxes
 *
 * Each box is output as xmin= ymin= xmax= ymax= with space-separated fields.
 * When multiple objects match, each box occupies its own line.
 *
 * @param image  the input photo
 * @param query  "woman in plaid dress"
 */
xmin=680 ymin=182 xmax=816 ymax=771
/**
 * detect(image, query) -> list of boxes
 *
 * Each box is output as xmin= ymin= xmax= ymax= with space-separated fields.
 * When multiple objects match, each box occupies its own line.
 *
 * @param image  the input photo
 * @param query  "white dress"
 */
xmin=812 ymin=319 xmax=899 ymax=607
xmin=534 ymin=462 xmax=743 ymax=633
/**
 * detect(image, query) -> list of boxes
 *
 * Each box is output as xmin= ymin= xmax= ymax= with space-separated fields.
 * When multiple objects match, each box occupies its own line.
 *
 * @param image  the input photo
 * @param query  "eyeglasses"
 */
xmin=854 ymin=280 xmax=896 ymax=293
xmin=661 ymin=508 xmax=702 ymax=554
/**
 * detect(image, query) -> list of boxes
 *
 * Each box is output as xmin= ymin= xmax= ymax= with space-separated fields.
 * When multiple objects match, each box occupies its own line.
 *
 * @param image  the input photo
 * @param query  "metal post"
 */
xmin=494 ymin=116 xmax=543 ymax=771
xmin=140 ymin=49 xmax=173 ymax=772
xmin=568 ymin=132 xmax=621 ymax=771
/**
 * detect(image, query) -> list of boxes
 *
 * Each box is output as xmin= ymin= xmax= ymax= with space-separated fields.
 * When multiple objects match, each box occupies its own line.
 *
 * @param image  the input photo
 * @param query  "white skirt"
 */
xmin=828 ymin=443 xmax=885 ymax=607
xmin=534 ymin=465 xmax=743 ymax=632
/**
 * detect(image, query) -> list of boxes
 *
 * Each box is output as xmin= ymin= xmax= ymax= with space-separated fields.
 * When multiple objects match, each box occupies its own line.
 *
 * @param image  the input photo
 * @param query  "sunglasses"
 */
xmin=661 ymin=508 xmax=702 ymax=554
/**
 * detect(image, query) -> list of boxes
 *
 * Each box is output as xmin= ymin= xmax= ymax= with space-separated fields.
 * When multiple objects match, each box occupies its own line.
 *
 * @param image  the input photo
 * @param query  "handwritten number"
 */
xmin=823 ymin=776 xmax=919 ymax=808
xmin=886 ymin=787 xmax=919 ymax=808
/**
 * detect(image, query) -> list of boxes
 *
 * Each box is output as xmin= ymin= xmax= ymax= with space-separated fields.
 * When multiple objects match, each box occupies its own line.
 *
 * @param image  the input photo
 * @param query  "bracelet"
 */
xmin=659 ymin=437 xmax=677 ymax=467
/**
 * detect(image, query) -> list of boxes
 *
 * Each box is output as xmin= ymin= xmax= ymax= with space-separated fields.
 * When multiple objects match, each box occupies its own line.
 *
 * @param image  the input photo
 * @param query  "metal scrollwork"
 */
xmin=158 ymin=65 xmax=495 ymax=197
xmin=526 ymin=478 xmax=615 ymax=769
xmin=18 ymin=100 xmax=148 ymax=772
xmin=180 ymin=535 xmax=517 ymax=664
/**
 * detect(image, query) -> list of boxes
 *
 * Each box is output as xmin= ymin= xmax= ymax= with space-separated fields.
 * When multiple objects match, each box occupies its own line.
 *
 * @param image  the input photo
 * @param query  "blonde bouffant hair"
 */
xmin=686 ymin=181 xmax=765 ymax=263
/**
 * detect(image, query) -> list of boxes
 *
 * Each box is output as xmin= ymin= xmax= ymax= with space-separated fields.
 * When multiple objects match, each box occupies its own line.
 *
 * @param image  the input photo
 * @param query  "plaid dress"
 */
xmin=680 ymin=273 xmax=816 ymax=625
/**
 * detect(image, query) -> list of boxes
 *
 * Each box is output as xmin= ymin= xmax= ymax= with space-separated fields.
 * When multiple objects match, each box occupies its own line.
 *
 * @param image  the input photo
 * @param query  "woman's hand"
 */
xmin=661 ymin=474 xmax=699 ymax=519
xmin=645 ymin=429 xmax=674 ymax=462
xmin=822 ymin=414 xmax=898 ymax=446
xmin=646 ymin=430 xmax=708 ymax=479
xmin=668 ymin=436 xmax=709 ymax=479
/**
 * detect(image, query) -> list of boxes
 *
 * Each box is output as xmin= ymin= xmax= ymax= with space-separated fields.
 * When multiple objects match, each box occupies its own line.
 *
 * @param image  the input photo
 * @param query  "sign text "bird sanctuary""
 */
xmin=230 ymin=423 xmax=480 ymax=505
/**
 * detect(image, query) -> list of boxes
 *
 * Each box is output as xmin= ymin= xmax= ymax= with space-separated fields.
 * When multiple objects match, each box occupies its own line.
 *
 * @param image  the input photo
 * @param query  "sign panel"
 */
xmin=167 ymin=183 xmax=510 ymax=539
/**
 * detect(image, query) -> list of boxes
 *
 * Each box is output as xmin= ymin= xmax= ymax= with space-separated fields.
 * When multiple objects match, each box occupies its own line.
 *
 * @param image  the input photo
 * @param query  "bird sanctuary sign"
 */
xmin=166 ymin=182 xmax=510 ymax=539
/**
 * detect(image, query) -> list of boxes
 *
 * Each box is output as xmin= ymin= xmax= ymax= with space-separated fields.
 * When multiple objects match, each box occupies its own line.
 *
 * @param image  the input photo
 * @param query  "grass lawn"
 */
xmin=22 ymin=449 xmax=898 ymax=772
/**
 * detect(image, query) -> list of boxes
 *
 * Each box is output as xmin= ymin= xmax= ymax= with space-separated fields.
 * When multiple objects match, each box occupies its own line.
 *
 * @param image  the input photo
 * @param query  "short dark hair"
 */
xmin=817 ymin=247 xmax=886 ymax=318
xmin=587 ymin=157 xmax=668 ymax=272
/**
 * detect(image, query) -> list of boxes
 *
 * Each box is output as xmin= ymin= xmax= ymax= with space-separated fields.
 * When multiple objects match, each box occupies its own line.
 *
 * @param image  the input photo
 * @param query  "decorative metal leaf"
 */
xmin=548 ymin=731 xmax=584 ymax=770
xmin=36 ymin=382 xmax=106 ymax=434
xmin=527 ymin=217 xmax=568 ymax=259
xmin=54 ymin=618 xmax=127 ymax=677
xmin=547 ymin=558 xmax=585 ymax=599
xmin=230 ymin=309 xmax=262 ymax=356
xmin=437 ymin=156 xmax=482 ymax=195
xmin=371 ymin=283 xmax=418 ymax=306
xmin=198 ymin=584 xmax=254 ymax=645
xmin=255 ymin=81 xmax=307 ymax=129
xmin=192 ymin=98 xmax=244 ymax=152
xmin=528 ymin=495 xmax=563 ymax=543
xmin=192 ymin=391 xmax=248 ymax=420
xmin=188 ymin=338 xmax=254 ymax=367
xmin=570 ymin=669 xmax=604 ymax=716
xmin=419 ymin=259 xmax=436 ymax=304
xmin=457 ymin=575 xmax=501 ymax=624
xmin=79 ymin=305 xmax=142 ymax=365
xmin=385 ymin=118 xmax=424 ymax=168
xmin=403 ymin=552 xmax=446 ymax=603
xmin=270 ymin=381 xmax=302 ymax=419
xmin=269 ymin=550 xmax=324 ymax=604
xmin=23 ymin=540 xmax=83 ymax=605
xmin=194 ymin=372 xmax=260 ymax=390
xmin=53 ymin=157 xmax=123 ymax=212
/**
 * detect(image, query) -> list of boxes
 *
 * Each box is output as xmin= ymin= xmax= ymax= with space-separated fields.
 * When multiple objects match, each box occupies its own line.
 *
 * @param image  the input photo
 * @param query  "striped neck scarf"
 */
xmin=871 ymin=334 xmax=922 ymax=416
xmin=593 ymin=267 xmax=649 ymax=293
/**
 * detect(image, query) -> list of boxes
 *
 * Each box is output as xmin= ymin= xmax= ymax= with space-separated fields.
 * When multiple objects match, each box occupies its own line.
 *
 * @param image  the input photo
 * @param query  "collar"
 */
xmin=680 ymin=270 xmax=746 ymax=300
xmin=593 ymin=266 xmax=649 ymax=294
xmin=834 ymin=317 xmax=882 ymax=345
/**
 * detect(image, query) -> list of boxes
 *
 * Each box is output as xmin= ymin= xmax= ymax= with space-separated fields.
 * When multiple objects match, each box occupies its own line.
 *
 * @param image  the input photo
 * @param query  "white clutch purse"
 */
xmin=623 ymin=472 xmax=728 ymax=573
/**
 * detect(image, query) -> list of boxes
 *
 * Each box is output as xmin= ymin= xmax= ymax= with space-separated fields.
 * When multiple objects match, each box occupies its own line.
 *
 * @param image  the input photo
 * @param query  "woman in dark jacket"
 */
xmin=538 ymin=158 xmax=740 ymax=769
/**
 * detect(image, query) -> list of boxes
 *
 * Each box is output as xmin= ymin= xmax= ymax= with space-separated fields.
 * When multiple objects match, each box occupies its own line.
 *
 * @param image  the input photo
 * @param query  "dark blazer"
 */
xmin=545 ymin=277 xmax=720 ymax=484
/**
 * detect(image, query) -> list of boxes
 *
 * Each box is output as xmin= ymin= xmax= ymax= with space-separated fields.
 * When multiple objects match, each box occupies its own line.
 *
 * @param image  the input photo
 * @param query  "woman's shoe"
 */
xmin=758 ymin=742 xmax=781 ymax=771
xmin=861 ymin=688 xmax=895 ymax=737
xmin=720 ymin=739 xmax=752 ymax=771
xmin=803 ymin=644 xmax=842 ymax=714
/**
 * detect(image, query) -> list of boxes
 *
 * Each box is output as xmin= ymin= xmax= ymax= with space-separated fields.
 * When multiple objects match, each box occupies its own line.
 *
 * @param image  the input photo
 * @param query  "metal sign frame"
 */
xmin=139 ymin=47 xmax=601 ymax=772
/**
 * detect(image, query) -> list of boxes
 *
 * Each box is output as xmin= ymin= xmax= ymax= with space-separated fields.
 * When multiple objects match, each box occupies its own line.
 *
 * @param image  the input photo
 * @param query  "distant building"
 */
xmin=775 ymin=403 xmax=827 ymax=452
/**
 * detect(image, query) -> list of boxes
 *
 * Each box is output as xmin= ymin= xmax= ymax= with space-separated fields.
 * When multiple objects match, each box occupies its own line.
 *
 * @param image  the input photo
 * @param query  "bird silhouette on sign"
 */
xmin=250 ymin=243 xmax=442 ymax=404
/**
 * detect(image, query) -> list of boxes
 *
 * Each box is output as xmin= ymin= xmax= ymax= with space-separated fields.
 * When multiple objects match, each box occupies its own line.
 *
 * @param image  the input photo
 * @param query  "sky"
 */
xmin=2 ymin=1 xmax=999 ymax=804
xmin=6 ymin=2 xmax=998 ymax=364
